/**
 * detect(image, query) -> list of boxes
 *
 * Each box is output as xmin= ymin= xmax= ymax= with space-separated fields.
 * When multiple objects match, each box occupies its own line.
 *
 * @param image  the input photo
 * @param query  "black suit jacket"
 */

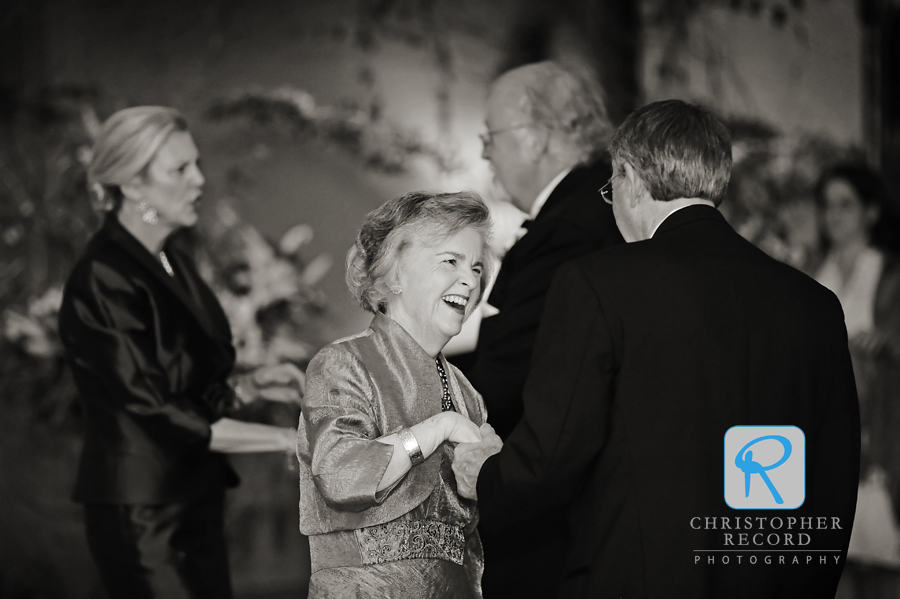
xmin=59 ymin=216 xmax=239 ymax=504
xmin=464 ymin=161 xmax=623 ymax=440
xmin=457 ymin=162 xmax=622 ymax=599
xmin=477 ymin=206 xmax=860 ymax=599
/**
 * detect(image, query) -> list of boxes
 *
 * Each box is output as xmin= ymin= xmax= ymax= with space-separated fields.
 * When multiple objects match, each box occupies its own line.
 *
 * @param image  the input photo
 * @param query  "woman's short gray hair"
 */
xmin=346 ymin=190 xmax=494 ymax=314
xmin=87 ymin=106 xmax=188 ymax=212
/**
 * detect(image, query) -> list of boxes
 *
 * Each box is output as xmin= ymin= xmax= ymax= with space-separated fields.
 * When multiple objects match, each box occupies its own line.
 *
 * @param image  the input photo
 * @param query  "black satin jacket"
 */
xmin=59 ymin=215 xmax=239 ymax=504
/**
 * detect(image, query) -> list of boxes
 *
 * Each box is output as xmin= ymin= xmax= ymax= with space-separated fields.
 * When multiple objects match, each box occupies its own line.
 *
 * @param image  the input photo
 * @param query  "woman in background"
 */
xmin=297 ymin=190 xmax=500 ymax=598
xmin=814 ymin=164 xmax=900 ymax=599
xmin=59 ymin=106 xmax=304 ymax=598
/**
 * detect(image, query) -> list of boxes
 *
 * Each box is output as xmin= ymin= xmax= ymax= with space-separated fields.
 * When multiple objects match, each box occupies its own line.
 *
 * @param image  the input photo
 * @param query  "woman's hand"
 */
xmin=235 ymin=363 xmax=306 ymax=405
xmin=440 ymin=412 xmax=483 ymax=445
xmin=373 ymin=412 xmax=482 ymax=492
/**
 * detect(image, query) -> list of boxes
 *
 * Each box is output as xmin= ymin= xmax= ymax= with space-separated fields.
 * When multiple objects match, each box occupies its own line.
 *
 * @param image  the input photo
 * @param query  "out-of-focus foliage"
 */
xmin=646 ymin=0 xmax=810 ymax=88
xmin=721 ymin=116 xmax=864 ymax=272
xmin=0 ymin=90 xmax=331 ymax=427
xmin=206 ymin=86 xmax=459 ymax=174
xmin=195 ymin=198 xmax=331 ymax=369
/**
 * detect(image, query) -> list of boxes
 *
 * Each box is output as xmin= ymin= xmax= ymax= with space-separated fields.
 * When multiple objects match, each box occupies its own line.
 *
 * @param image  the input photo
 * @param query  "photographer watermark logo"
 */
xmin=724 ymin=426 xmax=805 ymax=510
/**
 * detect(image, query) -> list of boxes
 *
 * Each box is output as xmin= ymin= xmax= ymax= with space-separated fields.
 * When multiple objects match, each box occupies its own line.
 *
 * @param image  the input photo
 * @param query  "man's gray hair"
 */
xmin=519 ymin=61 xmax=612 ymax=163
xmin=608 ymin=99 xmax=732 ymax=206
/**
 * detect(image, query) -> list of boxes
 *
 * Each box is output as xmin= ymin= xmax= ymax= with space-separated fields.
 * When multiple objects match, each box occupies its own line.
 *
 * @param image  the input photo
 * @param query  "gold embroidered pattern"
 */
xmin=356 ymin=519 xmax=465 ymax=566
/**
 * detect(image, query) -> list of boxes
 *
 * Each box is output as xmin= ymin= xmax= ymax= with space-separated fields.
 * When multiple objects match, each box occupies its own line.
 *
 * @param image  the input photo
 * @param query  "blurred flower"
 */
xmin=3 ymin=226 xmax=24 ymax=246
xmin=2 ymin=287 xmax=64 ymax=359
xmin=76 ymin=145 xmax=93 ymax=168
xmin=300 ymin=254 xmax=332 ymax=287
xmin=3 ymin=310 xmax=58 ymax=357
xmin=279 ymin=224 xmax=314 ymax=255
xmin=29 ymin=286 xmax=64 ymax=319
xmin=197 ymin=199 xmax=329 ymax=368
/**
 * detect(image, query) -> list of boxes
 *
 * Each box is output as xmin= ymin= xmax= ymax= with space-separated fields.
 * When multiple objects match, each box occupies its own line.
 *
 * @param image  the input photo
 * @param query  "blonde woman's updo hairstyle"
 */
xmin=87 ymin=106 xmax=189 ymax=212
xmin=347 ymin=190 xmax=494 ymax=314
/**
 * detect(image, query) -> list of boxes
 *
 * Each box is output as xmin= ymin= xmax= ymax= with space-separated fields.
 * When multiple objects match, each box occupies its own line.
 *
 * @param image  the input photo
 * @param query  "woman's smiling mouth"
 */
xmin=442 ymin=294 xmax=468 ymax=313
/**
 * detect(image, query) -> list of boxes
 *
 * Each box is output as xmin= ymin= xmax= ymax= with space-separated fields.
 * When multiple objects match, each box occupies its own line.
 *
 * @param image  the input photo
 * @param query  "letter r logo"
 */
xmin=724 ymin=426 xmax=805 ymax=509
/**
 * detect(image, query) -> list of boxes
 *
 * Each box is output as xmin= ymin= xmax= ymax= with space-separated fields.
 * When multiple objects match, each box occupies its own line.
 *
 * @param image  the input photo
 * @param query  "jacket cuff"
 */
xmin=201 ymin=381 xmax=240 ymax=421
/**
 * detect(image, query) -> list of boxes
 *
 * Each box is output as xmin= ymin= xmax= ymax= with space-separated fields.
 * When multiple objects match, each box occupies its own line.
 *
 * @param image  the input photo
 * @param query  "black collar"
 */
xmin=653 ymin=204 xmax=727 ymax=239
xmin=101 ymin=215 xmax=219 ymax=339
xmin=531 ymin=161 xmax=609 ymax=225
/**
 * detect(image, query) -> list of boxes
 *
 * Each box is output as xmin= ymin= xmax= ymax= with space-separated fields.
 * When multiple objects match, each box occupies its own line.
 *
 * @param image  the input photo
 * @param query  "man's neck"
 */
xmin=645 ymin=198 xmax=715 ymax=240
xmin=527 ymin=165 xmax=573 ymax=220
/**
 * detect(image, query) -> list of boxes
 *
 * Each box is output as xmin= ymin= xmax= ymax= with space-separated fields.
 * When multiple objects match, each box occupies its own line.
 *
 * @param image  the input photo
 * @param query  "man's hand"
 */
xmin=452 ymin=423 xmax=503 ymax=500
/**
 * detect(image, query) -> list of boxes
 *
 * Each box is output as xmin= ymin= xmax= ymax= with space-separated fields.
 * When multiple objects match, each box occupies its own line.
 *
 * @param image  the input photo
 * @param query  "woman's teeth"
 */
xmin=442 ymin=294 xmax=468 ymax=310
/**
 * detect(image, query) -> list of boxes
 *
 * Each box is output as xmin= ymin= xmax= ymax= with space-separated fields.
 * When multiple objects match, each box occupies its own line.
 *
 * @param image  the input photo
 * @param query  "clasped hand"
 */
xmin=452 ymin=423 xmax=503 ymax=500
xmin=235 ymin=363 xmax=306 ymax=405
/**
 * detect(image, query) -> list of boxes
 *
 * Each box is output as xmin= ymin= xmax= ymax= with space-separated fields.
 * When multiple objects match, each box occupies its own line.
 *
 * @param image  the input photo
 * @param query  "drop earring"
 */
xmin=389 ymin=284 xmax=402 ymax=295
xmin=137 ymin=201 xmax=158 ymax=225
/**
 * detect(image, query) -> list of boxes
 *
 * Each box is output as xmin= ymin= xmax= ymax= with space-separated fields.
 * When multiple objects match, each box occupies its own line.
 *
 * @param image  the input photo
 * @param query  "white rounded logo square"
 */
xmin=724 ymin=426 xmax=805 ymax=510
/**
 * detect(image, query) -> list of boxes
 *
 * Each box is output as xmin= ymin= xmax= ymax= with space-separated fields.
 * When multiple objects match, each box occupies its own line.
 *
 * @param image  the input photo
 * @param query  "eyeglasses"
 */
xmin=599 ymin=171 xmax=623 ymax=205
xmin=479 ymin=123 xmax=533 ymax=151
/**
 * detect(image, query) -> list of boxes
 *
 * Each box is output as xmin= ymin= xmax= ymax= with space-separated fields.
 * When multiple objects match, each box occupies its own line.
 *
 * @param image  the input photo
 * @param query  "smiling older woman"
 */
xmin=297 ymin=191 xmax=497 ymax=598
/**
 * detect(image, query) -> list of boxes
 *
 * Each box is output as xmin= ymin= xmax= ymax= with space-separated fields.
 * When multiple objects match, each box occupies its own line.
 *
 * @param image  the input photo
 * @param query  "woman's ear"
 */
xmin=866 ymin=204 xmax=881 ymax=228
xmin=119 ymin=174 xmax=144 ymax=203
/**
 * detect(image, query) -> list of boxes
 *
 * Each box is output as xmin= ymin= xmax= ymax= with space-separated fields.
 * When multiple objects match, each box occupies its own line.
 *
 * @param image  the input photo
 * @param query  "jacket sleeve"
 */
xmin=466 ymin=220 xmax=611 ymax=439
xmin=60 ymin=260 xmax=232 ymax=455
xmin=300 ymin=346 xmax=402 ymax=512
xmin=476 ymin=261 xmax=617 ymax=532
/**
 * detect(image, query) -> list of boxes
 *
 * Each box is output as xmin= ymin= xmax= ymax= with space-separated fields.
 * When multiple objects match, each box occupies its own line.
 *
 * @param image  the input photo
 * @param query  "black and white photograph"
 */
xmin=1 ymin=0 xmax=898 ymax=597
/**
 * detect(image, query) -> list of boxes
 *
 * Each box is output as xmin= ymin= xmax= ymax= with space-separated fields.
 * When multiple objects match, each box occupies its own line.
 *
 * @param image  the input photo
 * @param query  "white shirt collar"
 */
xmin=528 ymin=167 xmax=573 ymax=220
xmin=649 ymin=204 xmax=694 ymax=239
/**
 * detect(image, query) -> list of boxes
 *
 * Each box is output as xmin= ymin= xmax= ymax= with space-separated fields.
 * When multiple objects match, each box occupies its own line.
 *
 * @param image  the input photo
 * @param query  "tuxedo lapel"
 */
xmin=103 ymin=217 xmax=221 ymax=341
xmin=487 ymin=165 xmax=595 ymax=311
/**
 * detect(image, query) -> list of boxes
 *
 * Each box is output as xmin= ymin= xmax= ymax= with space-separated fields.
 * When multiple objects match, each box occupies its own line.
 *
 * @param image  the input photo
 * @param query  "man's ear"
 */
xmin=522 ymin=125 xmax=549 ymax=163
xmin=622 ymin=162 xmax=645 ymax=207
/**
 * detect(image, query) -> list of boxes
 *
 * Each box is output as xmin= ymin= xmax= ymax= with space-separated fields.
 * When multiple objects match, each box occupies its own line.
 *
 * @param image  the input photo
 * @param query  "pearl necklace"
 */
xmin=159 ymin=251 xmax=175 ymax=277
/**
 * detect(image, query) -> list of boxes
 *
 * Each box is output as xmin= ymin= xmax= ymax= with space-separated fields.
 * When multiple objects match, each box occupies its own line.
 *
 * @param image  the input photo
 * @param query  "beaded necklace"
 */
xmin=434 ymin=357 xmax=455 ymax=412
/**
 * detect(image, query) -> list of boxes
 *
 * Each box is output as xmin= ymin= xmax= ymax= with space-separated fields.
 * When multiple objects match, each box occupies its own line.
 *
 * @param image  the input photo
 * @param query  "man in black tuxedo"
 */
xmin=455 ymin=61 xmax=623 ymax=598
xmin=456 ymin=100 xmax=860 ymax=598
xmin=463 ymin=60 xmax=623 ymax=441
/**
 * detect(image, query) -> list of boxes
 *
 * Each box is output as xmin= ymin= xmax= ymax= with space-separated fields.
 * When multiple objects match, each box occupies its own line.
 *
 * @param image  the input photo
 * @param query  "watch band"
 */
xmin=397 ymin=428 xmax=425 ymax=466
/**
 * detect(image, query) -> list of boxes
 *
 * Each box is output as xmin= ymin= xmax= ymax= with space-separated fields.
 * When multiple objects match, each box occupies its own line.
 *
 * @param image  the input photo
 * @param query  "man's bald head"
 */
xmin=482 ymin=61 xmax=611 ymax=211
xmin=490 ymin=61 xmax=612 ymax=165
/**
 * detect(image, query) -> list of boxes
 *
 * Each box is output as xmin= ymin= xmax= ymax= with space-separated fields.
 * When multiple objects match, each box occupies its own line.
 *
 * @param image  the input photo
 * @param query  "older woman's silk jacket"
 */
xmin=297 ymin=314 xmax=487 ymax=597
